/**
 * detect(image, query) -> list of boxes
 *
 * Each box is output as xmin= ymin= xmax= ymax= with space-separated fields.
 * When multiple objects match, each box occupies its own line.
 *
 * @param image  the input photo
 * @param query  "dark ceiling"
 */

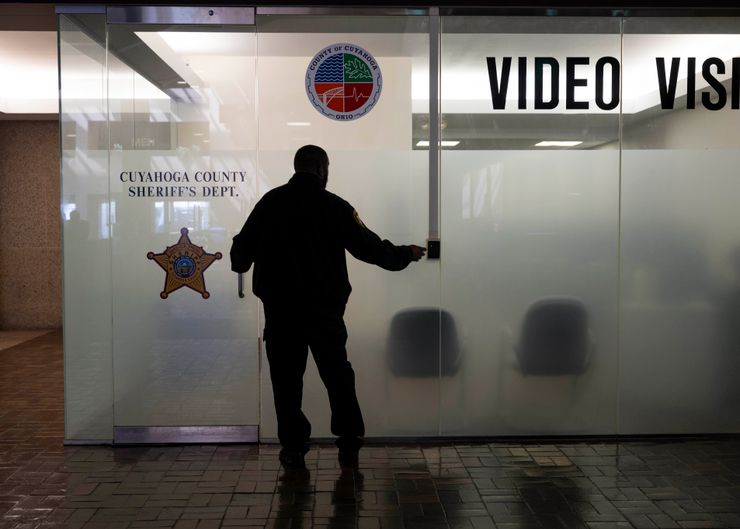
xmin=3 ymin=1 xmax=740 ymax=27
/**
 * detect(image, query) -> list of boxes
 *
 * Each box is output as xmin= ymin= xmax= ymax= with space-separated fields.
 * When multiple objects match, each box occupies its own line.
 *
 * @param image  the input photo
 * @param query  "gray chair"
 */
xmin=387 ymin=308 xmax=461 ymax=377
xmin=516 ymin=297 xmax=591 ymax=376
xmin=497 ymin=297 xmax=595 ymax=433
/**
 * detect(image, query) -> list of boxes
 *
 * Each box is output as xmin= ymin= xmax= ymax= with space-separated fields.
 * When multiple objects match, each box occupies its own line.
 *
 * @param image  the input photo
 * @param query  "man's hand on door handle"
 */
xmin=409 ymin=245 xmax=426 ymax=261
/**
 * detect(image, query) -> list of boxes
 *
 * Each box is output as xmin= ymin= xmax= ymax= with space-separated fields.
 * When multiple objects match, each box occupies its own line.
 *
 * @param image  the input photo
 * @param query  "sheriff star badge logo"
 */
xmin=147 ymin=227 xmax=222 ymax=299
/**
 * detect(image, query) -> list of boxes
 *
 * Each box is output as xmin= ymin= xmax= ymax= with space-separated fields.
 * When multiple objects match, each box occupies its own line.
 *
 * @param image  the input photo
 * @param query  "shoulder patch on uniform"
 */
xmin=352 ymin=209 xmax=366 ymax=227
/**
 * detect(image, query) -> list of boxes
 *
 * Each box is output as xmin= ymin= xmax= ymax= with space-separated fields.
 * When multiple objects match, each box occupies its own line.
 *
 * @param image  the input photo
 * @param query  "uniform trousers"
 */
xmin=263 ymin=304 xmax=365 ymax=453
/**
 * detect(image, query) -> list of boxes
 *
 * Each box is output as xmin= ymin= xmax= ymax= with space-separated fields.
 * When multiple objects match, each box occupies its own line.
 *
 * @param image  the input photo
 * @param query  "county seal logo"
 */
xmin=306 ymin=43 xmax=382 ymax=120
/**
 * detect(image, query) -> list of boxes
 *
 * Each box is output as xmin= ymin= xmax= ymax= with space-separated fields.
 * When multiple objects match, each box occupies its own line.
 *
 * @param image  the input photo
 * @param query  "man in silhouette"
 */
xmin=231 ymin=145 xmax=425 ymax=469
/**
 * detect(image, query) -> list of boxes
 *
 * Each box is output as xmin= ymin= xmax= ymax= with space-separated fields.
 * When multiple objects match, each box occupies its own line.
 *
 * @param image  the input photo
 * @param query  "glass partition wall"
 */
xmin=439 ymin=17 xmax=622 ymax=435
xmin=61 ymin=9 xmax=740 ymax=442
xmin=620 ymin=18 xmax=740 ymax=434
xmin=60 ymin=13 xmax=113 ymax=441
xmin=61 ymin=9 xmax=438 ymax=442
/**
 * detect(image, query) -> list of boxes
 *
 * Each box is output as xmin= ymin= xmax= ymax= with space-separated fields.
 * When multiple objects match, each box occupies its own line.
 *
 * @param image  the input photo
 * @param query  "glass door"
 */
xmin=105 ymin=8 xmax=260 ymax=441
xmin=254 ymin=11 xmax=441 ymax=439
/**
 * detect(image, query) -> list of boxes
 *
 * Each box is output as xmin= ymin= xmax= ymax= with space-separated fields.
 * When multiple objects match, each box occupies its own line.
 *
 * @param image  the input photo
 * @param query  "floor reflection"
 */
xmin=516 ymin=476 xmax=588 ymax=528
xmin=329 ymin=468 xmax=364 ymax=529
xmin=0 ymin=441 xmax=738 ymax=528
xmin=275 ymin=467 xmax=313 ymax=528
xmin=274 ymin=465 xmax=365 ymax=529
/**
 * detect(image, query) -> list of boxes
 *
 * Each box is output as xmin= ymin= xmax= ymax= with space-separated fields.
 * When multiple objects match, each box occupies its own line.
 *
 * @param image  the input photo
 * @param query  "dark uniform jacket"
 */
xmin=230 ymin=171 xmax=415 ymax=313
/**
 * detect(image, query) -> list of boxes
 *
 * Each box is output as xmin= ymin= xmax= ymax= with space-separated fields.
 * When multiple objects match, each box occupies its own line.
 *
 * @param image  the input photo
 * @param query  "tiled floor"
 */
xmin=2 ymin=332 xmax=740 ymax=529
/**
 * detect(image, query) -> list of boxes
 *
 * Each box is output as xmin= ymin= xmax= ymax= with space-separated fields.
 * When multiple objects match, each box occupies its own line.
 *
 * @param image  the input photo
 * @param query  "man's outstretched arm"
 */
xmin=342 ymin=205 xmax=425 ymax=271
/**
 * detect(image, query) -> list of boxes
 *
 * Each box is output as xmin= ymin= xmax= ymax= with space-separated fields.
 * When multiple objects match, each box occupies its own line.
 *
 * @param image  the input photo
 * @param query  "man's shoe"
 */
xmin=279 ymin=449 xmax=306 ymax=470
xmin=338 ymin=450 xmax=359 ymax=469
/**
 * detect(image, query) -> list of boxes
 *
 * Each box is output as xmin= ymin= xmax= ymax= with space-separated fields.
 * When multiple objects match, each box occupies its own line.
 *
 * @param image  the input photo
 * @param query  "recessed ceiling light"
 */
xmin=534 ymin=141 xmax=583 ymax=147
xmin=287 ymin=122 xmax=311 ymax=127
xmin=193 ymin=132 xmax=204 ymax=137
xmin=177 ymin=81 xmax=187 ymax=85
xmin=416 ymin=140 xmax=460 ymax=147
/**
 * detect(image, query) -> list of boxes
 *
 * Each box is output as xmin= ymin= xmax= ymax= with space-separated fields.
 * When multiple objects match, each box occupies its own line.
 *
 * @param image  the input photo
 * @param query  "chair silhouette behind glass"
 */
xmin=387 ymin=308 xmax=461 ymax=377
xmin=498 ymin=297 xmax=594 ymax=433
xmin=384 ymin=307 xmax=463 ymax=433
xmin=516 ymin=297 xmax=590 ymax=376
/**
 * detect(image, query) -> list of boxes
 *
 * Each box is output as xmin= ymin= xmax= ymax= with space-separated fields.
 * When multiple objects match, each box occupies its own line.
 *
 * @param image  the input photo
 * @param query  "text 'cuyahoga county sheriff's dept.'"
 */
xmin=119 ymin=171 xmax=247 ymax=198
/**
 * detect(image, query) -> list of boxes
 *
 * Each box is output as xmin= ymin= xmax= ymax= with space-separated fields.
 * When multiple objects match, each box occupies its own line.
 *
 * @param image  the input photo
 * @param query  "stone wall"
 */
xmin=0 ymin=120 xmax=61 ymax=329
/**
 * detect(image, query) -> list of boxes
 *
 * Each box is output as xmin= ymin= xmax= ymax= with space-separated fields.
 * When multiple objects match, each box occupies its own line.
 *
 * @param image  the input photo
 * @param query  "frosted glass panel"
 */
xmin=107 ymin=26 xmax=260 ymax=426
xmin=620 ymin=19 xmax=740 ymax=434
xmin=255 ymin=17 xmax=438 ymax=439
xmin=59 ymin=10 xmax=740 ymax=441
xmin=440 ymin=17 xmax=621 ymax=435
xmin=60 ymin=14 xmax=114 ymax=441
